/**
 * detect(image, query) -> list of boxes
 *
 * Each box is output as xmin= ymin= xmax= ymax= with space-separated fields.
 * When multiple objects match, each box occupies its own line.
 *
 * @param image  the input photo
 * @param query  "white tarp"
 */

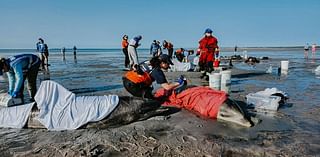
xmin=171 ymin=59 xmax=192 ymax=72
xmin=0 ymin=103 xmax=34 ymax=128
xmin=35 ymin=80 xmax=119 ymax=130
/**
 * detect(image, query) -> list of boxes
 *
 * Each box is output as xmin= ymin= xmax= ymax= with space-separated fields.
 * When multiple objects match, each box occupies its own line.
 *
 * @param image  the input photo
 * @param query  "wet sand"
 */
xmin=0 ymin=51 xmax=320 ymax=156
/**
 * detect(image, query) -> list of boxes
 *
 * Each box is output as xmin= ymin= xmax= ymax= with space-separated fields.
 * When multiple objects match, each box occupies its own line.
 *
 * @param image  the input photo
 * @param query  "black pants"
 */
xmin=122 ymin=48 xmax=129 ymax=68
xmin=122 ymin=77 xmax=153 ymax=99
xmin=168 ymin=48 xmax=173 ymax=59
xmin=19 ymin=62 xmax=40 ymax=100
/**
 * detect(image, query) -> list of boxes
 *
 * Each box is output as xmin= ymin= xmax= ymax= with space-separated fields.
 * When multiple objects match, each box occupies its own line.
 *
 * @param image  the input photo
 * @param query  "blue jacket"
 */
xmin=36 ymin=42 xmax=46 ymax=53
xmin=150 ymin=43 xmax=161 ymax=55
xmin=6 ymin=54 xmax=40 ymax=94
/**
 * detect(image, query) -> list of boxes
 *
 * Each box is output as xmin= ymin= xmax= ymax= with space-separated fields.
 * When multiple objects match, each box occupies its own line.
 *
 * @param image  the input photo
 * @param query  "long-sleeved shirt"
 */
xmin=150 ymin=43 xmax=161 ymax=56
xmin=6 ymin=54 xmax=40 ymax=94
xmin=36 ymin=42 xmax=46 ymax=53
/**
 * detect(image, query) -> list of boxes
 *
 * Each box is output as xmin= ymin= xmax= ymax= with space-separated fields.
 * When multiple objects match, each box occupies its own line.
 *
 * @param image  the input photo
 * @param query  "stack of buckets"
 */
xmin=208 ymin=70 xmax=232 ymax=93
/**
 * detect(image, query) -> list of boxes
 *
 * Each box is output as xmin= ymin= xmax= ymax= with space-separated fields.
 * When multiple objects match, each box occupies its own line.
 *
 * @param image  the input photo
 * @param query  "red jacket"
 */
xmin=198 ymin=36 xmax=218 ymax=53
xmin=198 ymin=36 xmax=219 ymax=63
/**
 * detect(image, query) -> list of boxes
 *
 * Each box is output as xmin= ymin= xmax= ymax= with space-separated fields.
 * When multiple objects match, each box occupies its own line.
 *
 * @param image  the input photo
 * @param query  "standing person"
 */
xmin=73 ymin=45 xmax=77 ymax=63
xmin=163 ymin=40 xmax=174 ymax=59
xmin=0 ymin=54 xmax=40 ymax=101
xmin=61 ymin=47 xmax=66 ymax=61
xmin=234 ymin=45 xmax=238 ymax=55
xmin=150 ymin=40 xmax=162 ymax=57
xmin=123 ymin=54 xmax=185 ymax=99
xmin=36 ymin=38 xmax=48 ymax=70
xmin=198 ymin=28 xmax=219 ymax=77
xmin=73 ymin=46 xmax=77 ymax=57
xmin=127 ymin=35 xmax=142 ymax=69
xmin=121 ymin=35 xmax=129 ymax=69
xmin=304 ymin=43 xmax=309 ymax=59
xmin=312 ymin=43 xmax=316 ymax=59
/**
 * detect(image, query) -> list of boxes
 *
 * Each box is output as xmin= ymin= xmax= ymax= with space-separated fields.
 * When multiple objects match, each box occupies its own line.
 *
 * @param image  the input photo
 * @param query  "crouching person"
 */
xmin=123 ymin=54 xmax=186 ymax=99
xmin=0 ymin=54 xmax=40 ymax=102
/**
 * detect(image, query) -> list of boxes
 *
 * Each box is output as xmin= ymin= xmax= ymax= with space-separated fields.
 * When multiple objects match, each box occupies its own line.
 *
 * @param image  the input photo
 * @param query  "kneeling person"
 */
xmin=123 ymin=54 xmax=185 ymax=99
xmin=0 ymin=54 xmax=41 ymax=101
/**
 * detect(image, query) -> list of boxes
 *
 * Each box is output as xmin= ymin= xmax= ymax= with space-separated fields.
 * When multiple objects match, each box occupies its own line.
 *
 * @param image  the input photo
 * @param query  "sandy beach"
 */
xmin=0 ymin=49 xmax=319 ymax=156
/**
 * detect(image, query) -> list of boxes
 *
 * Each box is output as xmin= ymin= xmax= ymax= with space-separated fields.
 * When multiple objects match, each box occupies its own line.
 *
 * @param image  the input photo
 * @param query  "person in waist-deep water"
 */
xmin=198 ymin=28 xmax=219 ymax=77
xmin=163 ymin=40 xmax=174 ymax=59
xmin=0 ymin=54 xmax=41 ymax=101
xmin=121 ymin=35 xmax=129 ymax=69
xmin=123 ymin=54 xmax=186 ymax=99
xmin=127 ymin=35 xmax=142 ymax=70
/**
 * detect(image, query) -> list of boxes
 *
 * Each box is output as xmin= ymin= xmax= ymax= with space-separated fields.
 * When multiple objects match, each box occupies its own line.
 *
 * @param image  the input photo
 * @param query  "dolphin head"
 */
xmin=217 ymin=99 xmax=253 ymax=127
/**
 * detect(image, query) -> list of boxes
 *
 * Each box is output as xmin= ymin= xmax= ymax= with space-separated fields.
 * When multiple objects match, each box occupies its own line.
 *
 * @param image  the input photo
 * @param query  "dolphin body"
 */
xmin=27 ymin=96 xmax=253 ymax=129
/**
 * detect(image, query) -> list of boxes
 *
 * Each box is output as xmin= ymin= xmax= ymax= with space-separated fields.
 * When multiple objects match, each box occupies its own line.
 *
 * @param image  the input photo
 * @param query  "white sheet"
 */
xmin=171 ymin=59 xmax=192 ymax=72
xmin=0 ymin=102 xmax=34 ymax=128
xmin=35 ymin=80 xmax=119 ymax=130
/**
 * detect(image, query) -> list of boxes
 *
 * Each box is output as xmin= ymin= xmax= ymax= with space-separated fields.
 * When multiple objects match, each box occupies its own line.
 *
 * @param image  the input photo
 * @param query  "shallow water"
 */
xmin=0 ymin=48 xmax=319 ymax=155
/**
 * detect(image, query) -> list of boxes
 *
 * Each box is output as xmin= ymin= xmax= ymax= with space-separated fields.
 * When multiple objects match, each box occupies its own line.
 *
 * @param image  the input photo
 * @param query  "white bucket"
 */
xmin=221 ymin=84 xmax=230 ymax=93
xmin=281 ymin=61 xmax=289 ymax=71
xmin=220 ymin=70 xmax=231 ymax=85
xmin=209 ymin=73 xmax=221 ymax=90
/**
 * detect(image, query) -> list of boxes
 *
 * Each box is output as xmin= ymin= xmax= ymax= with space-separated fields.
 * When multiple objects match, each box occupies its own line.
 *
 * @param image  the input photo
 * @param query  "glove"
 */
xmin=177 ymin=75 xmax=186 ymax=85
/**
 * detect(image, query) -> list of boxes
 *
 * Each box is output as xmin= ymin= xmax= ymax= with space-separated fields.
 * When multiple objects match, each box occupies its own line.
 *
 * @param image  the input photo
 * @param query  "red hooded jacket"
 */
xmin=198 ymin=36 xmax=219 ymax=63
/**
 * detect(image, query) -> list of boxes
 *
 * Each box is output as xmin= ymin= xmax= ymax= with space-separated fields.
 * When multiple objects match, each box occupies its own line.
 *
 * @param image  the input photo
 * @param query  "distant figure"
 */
xmin=234 ymin=45 xmax=238 ymax=55
xmin=127 ymin=35 xmax=142 ymax=69
xmin=73 ymin=46 xmax=77 ymax=56
xmin=36 ymin=38 xmax=49 ymax=70
xmin=312 ymin=43 xmax=316 ymax=59
xmin=0 ymin=54 xmax=40 ymax=101
xmin=73 ymin=46 xmax=77 ymax=63
xmin=61 ymin=47 xmax=66 ymax=61
xmin=163 ymin=40 xmax=174 ymax=59
xmin=304 ymin=43 xmax=309 ymax=59
xmin=198 ymin=28 xmax=219 ymax=77
xmin=121 ymin=35 xmax=129 ymax=69
xmin=150 ymin=40 xmax=162 ymax=57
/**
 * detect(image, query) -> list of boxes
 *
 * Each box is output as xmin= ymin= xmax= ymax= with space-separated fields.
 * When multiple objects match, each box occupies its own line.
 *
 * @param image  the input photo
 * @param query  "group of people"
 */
xmin=304 ymin=43 xmax=317 ymax=59
xmin=122 ymin=35 xmax=175 ymax=70
xmin=122 ymin=28 xmax=220 ymax=98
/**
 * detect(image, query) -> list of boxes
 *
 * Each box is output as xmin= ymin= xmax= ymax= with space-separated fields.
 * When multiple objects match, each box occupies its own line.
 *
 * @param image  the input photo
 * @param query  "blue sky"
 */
xmin=0 ymin=0 xmax=319 ymax=48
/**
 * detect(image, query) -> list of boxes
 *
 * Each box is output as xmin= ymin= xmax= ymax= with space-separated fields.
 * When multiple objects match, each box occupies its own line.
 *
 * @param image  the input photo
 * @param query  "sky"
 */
xmin=0 ymin=0 xmax=319 ymax=48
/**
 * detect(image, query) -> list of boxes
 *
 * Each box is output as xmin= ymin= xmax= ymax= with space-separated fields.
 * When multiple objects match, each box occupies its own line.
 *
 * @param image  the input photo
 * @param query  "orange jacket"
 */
xmin=122 ymin=39 xmax=128 ymax=48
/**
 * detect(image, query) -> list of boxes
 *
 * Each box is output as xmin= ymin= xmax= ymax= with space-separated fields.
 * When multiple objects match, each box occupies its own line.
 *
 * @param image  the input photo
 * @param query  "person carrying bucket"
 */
xmin=122 ymin=54 xmax=186 ymax=99
xmin=198 ymin=28 xmax=219 ymax=78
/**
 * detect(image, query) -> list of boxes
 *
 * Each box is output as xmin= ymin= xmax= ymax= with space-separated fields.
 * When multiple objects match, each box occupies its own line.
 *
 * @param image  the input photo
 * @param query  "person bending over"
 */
xmin=123 ymin=54 xmax=186 ymax=99
xmin=0 ymin=54 xmax=40 ymax=101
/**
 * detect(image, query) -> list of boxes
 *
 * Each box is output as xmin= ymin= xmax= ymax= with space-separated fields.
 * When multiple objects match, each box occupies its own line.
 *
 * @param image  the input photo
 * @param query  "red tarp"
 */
xmin=154 ymin=86 xmax=227 ymax=119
